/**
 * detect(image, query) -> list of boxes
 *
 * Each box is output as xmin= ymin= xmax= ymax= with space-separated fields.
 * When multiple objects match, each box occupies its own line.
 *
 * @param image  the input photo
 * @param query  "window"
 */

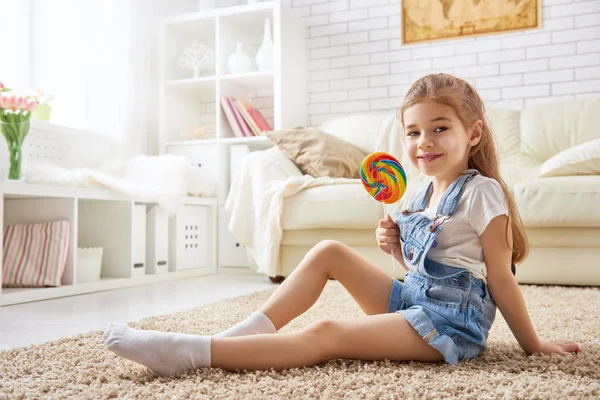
xmin=0 ymin=0 xmax=128 ymax=137
xmin=0 ymin=1 xmax=31 ymax=92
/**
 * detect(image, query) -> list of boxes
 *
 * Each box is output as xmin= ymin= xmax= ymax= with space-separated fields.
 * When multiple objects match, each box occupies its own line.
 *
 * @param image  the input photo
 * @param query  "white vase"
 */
xmin=227 ymin=42 xmax=252 ymax=75
xmin=256 ymin=18 xmax=274 ymax=72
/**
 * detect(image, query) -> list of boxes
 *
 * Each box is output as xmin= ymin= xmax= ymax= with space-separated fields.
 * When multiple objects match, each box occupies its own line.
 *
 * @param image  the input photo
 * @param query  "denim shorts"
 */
xmin=387 ymin=268 xmax=497 ymax=364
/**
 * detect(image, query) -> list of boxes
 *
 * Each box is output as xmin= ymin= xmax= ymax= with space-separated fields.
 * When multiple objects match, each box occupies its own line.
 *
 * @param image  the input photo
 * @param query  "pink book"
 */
xmin=234 ymin=99 xmax=261 ymax=136
xmin=247 ymin=106 xmax=273 ymax=132
xmin=227 ymin=97 xmax=253 ymax=136
xmin=220 ymin=97 xmax=244 ymax=138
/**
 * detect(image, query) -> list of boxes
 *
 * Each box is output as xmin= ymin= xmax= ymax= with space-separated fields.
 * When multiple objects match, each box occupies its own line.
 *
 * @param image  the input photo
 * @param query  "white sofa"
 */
xmin=250 ymin=99 xmax=600 ymax=286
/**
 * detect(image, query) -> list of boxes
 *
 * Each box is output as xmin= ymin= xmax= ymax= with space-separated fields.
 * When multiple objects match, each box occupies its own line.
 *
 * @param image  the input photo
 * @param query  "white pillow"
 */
xmin=539 ymin=138 xmax=600 ymax=177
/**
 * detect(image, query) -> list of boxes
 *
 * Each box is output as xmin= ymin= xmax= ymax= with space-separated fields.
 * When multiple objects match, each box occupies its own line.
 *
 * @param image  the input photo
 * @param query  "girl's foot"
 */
xmin=103 ymin=323 xmax=211 ymax=376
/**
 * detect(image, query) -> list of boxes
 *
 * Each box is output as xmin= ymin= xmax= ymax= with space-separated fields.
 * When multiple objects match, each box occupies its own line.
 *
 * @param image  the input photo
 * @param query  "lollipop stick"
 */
xmin=382 ymin=203 xmax=398 ymax=273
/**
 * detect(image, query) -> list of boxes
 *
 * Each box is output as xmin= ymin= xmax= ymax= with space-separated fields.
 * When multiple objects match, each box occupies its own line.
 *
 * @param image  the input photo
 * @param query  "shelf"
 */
xmin=166 ymin=138 xmax=218 ymax=146
xmin=164 ymin=1 xmax=277 ymax=27
xmin=219 ymin=5 xmax=276 ymax=37
xmin=163 ymin=72 xmax=273 ymax=93
xmin=165 ymin=77 xmax=217 ymax=93
xmin=220 ymin=71 xmax=274 ymax=91
xmin=0 ymin=269 xmax=214 ymax=306
xmin=0 ymin=181 xmax=218 ymax=205
xmin=165 ymin=136 xmax=272 ymax=147
xmin=220 ymin=136 xmax=272 ymax=145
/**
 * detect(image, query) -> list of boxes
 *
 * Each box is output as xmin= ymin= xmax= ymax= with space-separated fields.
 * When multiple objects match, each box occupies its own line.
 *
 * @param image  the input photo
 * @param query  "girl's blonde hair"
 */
xmin=399 ymin=73 xmax=528 ymax=265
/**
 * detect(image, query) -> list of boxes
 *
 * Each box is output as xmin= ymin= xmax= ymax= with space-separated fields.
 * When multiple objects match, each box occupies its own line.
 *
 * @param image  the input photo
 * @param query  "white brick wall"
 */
xmin=222 ymin=0 xmax=600 ymax=125
xmin=289 ymin=0 xmax=600 ymax=124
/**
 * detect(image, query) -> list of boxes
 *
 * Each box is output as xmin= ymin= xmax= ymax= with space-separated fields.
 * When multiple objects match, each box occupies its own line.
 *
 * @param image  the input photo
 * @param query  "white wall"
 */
xmin=281 ymin=0 xmax=600 ymax=126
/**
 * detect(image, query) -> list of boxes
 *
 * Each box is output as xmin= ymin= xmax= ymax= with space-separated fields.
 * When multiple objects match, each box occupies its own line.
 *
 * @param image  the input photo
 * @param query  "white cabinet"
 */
xmin=157 ymin=1 xmax=307 ymax=273
xmin=146 ymin=206 xmax=169 ymax=275
xmin=229 ymin=144 xmax=250 ymax=184
xmin=169 ymin=204 xmax=209 ymax=271
xmin=218 ymin=206 xmax=249 ymax=268
xmin=131 ymin=204 xmax=147 ymax=277
xmin=0 ymin=182 xmax=217 ymax=307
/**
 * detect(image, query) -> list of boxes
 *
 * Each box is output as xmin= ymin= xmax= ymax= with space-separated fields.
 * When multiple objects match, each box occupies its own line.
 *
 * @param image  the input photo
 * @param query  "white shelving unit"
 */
xmin=0 ymin=182 xmax=218 ymax=306
xmin=159 ymin=1 xmax=307 ymax=271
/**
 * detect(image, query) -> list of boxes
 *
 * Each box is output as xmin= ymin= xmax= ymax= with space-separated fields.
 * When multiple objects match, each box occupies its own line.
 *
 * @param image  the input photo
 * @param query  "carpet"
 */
xmin=1 ymin=281 xmax=599 ymax=399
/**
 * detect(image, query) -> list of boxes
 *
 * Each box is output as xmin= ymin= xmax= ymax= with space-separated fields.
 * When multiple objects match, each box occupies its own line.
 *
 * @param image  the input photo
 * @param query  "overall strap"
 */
xmin=407 ymin=183 xmax=433 ymax=212
xmin=436 ymin=169 xmax=480 ymax=217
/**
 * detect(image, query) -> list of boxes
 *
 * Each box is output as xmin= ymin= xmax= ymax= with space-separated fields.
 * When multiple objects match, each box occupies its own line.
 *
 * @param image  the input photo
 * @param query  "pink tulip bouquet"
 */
xmin=0 ymin=82 xmax=39 ymax=180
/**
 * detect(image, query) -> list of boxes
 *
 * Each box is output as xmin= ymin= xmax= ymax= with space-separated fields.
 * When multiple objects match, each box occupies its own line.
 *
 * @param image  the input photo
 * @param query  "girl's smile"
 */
xmin=417 ymin=153 xmax=444 ymax=163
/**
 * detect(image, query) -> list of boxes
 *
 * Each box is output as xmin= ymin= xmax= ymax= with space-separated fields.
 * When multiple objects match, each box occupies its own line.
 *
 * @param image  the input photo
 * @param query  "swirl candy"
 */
xmin=360 ymin=152 xmax=407 ymax=204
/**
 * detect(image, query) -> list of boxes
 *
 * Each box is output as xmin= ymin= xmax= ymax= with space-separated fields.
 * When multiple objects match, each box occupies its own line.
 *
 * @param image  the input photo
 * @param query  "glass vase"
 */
xmin=0 ymin=119 xmax=31 ymax=181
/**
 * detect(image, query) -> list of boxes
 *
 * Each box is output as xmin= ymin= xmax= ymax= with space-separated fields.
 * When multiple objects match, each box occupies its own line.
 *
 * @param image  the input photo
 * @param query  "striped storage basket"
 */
xmin=2 ymin=220 xmax=70 ymax=287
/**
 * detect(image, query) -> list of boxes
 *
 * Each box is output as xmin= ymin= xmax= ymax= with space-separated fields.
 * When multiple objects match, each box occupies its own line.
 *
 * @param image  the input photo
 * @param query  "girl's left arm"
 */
xmin=481 ymin=215 xmax=581 ymax=356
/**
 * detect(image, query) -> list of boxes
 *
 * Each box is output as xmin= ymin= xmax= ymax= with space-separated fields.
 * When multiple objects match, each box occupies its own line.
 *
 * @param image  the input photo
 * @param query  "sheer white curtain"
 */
xmin=0 ymin=1 xmax=31 ymax=92
xmin=122 ymin=0 xmax=166 ymax=156
xmin=32 ymin=0 xmax=166 ymax=155
xmin=33 ymin=0 xmax=126 ymax=136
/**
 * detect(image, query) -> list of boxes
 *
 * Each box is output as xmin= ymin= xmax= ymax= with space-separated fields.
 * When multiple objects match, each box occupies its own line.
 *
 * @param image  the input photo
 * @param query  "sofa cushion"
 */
xmin=499 ymin=156 xmax=542 ymax=191
xmin=486 ymin=108 xmax=521 ymax=161
xmin=282 ymin=180 xmax=426 ymax=230
xmin=539 ymin=138 xmax=600 ymax=177
xmin=281 ymin=182 xmax=381 ymax=230
xmin=515 ymin=176 xmax=600 ymax=227
xmin=521 ymin=99 xmax=600 ymax=161
xmin=265 ymin=128 xmax=366 ymax=179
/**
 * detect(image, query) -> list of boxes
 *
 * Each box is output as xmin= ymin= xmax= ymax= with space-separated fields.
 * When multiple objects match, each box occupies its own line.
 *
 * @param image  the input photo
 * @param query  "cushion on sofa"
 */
xmin=514 ymin=176 xmax=600 ymax=227
xmin=265 ymin=128 xmax=366 ymax=179
xmin=486 ymin=108 xmax=521 ymax=161
xmin=520 ymin=99 xmax=600 ymax=161
xmin=539 ymin=138 xmax=600 ymax=177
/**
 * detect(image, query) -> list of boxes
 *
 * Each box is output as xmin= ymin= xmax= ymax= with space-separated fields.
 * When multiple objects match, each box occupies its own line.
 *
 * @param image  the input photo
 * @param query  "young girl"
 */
xmin=104 ymin=73 xmax=581 ymax=376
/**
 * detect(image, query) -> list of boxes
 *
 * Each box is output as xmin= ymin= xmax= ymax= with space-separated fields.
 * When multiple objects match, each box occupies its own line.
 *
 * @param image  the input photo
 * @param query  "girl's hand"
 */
xmin=535 ymin=341 xmax=582 ymax=356
xmin=376 ymin=214 xmax=400 ymax=255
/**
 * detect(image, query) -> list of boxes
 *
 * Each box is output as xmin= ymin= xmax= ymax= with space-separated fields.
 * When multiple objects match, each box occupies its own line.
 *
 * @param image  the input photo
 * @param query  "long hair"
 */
xmin=398 ymin=73 xmax=528 ymax=265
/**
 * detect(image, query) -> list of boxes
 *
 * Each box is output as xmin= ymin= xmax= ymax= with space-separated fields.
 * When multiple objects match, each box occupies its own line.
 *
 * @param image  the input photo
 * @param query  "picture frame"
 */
xmin=401 ymin=0 xmax=542 ymax=45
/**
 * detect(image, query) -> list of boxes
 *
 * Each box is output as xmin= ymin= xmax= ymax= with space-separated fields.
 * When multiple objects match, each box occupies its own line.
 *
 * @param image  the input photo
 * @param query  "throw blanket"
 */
xmin=225 ymin=113 xmax=427 ymax=277
xmin=225 ymin=147 xmax=356 ymax=276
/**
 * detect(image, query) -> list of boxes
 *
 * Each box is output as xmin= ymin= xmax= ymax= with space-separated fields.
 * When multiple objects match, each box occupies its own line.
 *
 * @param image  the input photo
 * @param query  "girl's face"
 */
xmin=403 ymin=99 xmax=481 ymax=180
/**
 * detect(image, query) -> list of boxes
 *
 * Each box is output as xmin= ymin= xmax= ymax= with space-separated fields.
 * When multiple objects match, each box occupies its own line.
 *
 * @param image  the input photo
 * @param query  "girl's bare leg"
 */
xmin=104 ymin=313 xmax=441 ymax=376
xmin=212 ymin=313 xmax=443 ymax=371
xmin=259 ymin=240 xmax=395 ymax=330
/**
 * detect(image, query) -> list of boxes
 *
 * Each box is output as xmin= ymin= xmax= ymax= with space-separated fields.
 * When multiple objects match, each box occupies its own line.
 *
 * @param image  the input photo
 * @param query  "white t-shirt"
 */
xmin=411 ymin=175 xmax=508 ymax=283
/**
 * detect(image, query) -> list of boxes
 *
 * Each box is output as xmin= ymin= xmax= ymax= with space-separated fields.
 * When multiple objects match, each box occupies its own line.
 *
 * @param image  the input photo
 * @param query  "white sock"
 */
xmin=215 ymin=311 xmax=277 ymax=338
xmin=103 ymin=323 xmax=211 ymax=376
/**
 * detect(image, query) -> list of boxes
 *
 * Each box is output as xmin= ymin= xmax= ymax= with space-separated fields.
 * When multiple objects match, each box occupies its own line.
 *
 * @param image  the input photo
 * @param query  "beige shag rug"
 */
xmin=2 ymin=281 xmax=600 ymax=399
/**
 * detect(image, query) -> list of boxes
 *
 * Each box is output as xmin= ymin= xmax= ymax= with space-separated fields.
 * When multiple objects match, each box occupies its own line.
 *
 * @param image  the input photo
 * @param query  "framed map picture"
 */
xmin=402 ymin=0 xmax=541 ymax=44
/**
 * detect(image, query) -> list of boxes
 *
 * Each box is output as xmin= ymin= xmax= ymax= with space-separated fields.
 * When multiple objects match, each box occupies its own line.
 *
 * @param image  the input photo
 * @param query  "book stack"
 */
xmin=220 ymin=97 xmax=273 ymax=138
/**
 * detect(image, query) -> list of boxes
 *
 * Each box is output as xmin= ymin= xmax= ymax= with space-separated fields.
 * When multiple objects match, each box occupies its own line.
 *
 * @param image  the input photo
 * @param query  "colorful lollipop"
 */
xmin=360 ymin=152 xmax=407 ymax=204
xmin=360 ymin=152 xmax=407 ymax=272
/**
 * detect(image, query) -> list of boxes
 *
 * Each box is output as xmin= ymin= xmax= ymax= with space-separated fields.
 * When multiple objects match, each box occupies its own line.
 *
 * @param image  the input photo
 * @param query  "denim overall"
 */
xmin=387 ymin=169 xmax=497 ymax=364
